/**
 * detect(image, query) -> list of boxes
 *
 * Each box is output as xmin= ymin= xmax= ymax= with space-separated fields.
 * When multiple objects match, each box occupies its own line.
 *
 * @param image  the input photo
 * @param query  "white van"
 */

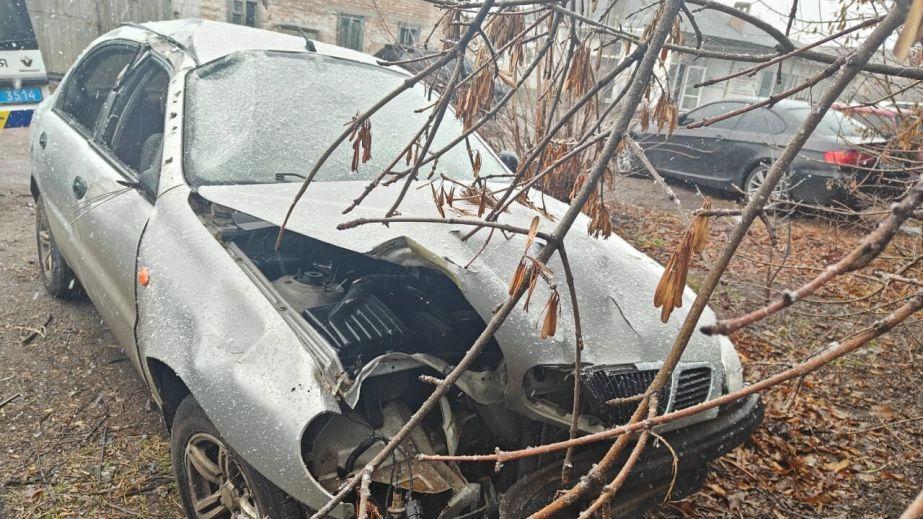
xmin=0 ymin=0 xmax=49 ymax=129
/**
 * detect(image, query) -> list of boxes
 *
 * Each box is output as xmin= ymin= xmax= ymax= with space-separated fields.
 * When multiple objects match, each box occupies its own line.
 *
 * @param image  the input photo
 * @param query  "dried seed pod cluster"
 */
xmin=508 ymin=216 xmax=560 ymax=338
xmin=456 ymin=47 xmax=496 ymax=130
xmin=348 ymin=115 xmax=373 ymax=172
xmin=653 ymin=199 xmax=712 ymax=322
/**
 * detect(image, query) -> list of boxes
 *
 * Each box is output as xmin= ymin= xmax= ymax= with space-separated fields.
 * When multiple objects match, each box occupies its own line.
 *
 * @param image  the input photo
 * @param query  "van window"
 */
xmin=0 ymin=0 xmax=37 ymax=50
xmin=58 ymin=44 xmax=137 ymax=133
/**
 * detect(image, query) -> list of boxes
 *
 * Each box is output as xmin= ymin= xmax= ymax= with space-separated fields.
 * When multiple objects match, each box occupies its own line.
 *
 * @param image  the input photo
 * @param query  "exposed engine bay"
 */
xmin=211 ymin=208 xmax=504 ymax=376
xmin=192 ymin=197 xmax=730 ymax=518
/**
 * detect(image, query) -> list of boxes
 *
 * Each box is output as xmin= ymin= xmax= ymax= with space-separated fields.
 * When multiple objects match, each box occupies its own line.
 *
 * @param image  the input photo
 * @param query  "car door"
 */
xmin=35 ymin=42 xmax=139 ymax=279
xmin=721 ymin=108 xmax=789 ymax=187
xmin=642 ymin=101 xmax=745 ymax=186
xmin=70 ymin=54 xmax=170 ymax=370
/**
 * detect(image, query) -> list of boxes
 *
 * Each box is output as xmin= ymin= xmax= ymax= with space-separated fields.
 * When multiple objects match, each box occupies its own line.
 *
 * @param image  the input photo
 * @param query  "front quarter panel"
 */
xmin=137 ymin=186 xmax=349 ymax=516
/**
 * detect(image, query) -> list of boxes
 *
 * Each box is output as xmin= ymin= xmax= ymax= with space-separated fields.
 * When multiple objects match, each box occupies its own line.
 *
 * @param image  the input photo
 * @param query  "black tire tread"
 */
xmin=35 ymin=196 xmax=79 ymax=298
xmin=170 ymin=395 xmax=308 ymax=519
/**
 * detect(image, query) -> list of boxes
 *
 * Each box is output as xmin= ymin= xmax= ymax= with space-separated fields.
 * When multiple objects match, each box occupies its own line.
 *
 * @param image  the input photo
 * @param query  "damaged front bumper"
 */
xmin=499 ymin=394 xmax=764 ymax=518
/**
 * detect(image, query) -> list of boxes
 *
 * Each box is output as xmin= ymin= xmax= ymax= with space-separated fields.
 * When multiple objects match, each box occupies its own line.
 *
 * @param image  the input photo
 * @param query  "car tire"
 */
xmin=743 ymin=161 xmax=789 ymax=203
xmin=35 ymin=197 xmax=79 ymax=298
xmin=171 ymin=395 xmax=308 ymax=519
xmin=615 ymin=146 xmax=641 ymax=175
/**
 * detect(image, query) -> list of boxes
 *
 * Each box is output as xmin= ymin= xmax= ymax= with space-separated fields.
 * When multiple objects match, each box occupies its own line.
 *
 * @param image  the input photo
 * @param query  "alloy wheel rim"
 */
xmin=616 ymin=149 xmax=635 ymax=172
xmin=37 ymin=213 xmax=53 ymax=277
xmin=184 ymin=433 xmax=261 ymax=519
xmin=746 ymin=166 xmax=786 ymax=200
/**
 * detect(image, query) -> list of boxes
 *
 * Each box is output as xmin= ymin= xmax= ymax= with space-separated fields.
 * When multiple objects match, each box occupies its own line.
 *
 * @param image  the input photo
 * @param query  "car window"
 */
xmin=735 ymin=108 xmax=787 ymax=134
xmin=184 ymin=50 xmax=507 ymax=186
xmin=683 ymin=102 xmax=745 ymax=130
xmin=786 ymin=107 xmax=867 ymax=137
xmin=102 ymin=57 xmax=169 ymax=178
xmin=58 ymin=44 xmax=137 ymax=133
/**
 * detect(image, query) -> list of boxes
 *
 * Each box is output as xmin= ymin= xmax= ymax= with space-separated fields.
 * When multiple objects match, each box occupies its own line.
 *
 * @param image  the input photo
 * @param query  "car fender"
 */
xmin=136 ymin=186 xmax=351 ymax=517
xmin=738 ymin=157 xmax=771 ymax=186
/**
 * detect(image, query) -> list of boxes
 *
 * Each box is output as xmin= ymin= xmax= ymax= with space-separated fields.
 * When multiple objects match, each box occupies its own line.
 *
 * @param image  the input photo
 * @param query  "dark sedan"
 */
xmin=631 ymin=98 xmax=878 ymax=205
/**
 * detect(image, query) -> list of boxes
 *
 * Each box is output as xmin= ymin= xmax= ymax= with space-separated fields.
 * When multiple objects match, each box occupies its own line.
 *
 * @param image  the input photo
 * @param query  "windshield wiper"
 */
xmin=275 ymin=173 xmax=307 ymax=181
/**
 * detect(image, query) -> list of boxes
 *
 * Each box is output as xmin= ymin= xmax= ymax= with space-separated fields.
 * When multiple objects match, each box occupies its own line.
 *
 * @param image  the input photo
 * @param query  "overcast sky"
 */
xmin=715 ymin=0 xmax=890 ymax=45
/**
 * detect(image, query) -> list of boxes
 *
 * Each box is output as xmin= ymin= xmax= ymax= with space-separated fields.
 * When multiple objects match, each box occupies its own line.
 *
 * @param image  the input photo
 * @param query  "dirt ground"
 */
xmin=0 ymin=126 xmax=920 ymax=518
xmin=0 ymin=128 xmax=180 ymax=518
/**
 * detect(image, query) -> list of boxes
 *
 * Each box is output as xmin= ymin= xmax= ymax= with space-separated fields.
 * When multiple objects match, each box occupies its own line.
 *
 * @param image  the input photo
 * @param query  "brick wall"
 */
xmin=193 ymin=0 xmax=443 ymax=54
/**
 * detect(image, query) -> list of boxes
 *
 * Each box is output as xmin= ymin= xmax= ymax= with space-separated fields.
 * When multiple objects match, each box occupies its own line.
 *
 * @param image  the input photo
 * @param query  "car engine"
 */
xmin=193 ymin=198 xmax=727 ymax=518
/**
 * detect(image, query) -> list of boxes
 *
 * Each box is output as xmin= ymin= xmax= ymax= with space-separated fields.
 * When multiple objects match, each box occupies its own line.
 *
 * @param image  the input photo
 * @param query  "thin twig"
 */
xmin=558 ymin=246 xmax=584 ymax=486
xmin=703 ymin=175 xmax=923 ymax=336
xmin=420 ymin=287 xmax=923 ymax=464
xmin=0 ymin=393 xmax=22 ymax=410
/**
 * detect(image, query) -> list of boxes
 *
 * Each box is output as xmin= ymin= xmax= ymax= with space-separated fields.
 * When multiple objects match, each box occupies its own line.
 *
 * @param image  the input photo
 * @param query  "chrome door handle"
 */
xmin=72 ymin=176 xmax=87 ymax=199
xmin=39 ymin=132 xmax=47 ymax=149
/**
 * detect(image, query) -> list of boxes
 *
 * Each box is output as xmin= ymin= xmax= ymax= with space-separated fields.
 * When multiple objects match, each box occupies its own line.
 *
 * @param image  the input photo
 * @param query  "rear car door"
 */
xmin=72 ymin=54 xmax=170 ymax=368
xmin=641 ymin=102 xmax=744 ymax=186
xmin=722 ymin=108 xmax=789 ymax=187
xmin=34 ymin=42 xmax=138 ymax=287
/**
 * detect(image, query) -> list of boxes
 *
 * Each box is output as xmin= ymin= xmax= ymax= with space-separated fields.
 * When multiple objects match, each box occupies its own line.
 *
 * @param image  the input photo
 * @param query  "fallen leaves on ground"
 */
xmin=604 ymin=197 xmax=922 ymax=519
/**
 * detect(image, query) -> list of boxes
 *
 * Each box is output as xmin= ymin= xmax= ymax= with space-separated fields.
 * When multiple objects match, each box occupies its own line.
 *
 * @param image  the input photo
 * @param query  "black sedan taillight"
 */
xmin=824 ymin=149 xmax=874 ymax=167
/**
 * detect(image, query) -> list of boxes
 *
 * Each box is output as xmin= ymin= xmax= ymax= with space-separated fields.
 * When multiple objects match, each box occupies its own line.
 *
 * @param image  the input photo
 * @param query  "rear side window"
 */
xmin=57 ymin=44 xmax=137 ymax=133
xmin=735 ymin=108 xmax=787 ymax=134
xmin=683 ymin=102 xmax=745 ymax=130
xmin=786 ymin=107 xmax=868 ymax=137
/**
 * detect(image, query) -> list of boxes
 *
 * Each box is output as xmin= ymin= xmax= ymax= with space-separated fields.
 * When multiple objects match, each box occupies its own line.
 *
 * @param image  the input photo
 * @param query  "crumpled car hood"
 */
xmin=198 ymin=180 xmax=722 ymax=375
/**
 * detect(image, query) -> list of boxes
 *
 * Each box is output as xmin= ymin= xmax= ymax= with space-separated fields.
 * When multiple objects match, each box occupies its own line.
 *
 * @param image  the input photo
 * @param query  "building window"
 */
xmin=669 ymin=63 xmax=707 ymax=110
xmin=758 ymin=70 xmax=809 ymax=100
xmin=229 ymin=0 xmax=258 ymax=27
xmin=338 ymin=14 xmax=365 ymax=51
xmin=398 ymin=24 xmax=421 ymax=45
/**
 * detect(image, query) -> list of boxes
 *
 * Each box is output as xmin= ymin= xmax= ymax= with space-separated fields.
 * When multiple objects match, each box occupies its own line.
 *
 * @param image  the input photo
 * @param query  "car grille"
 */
xmin=579 ymin=366 xmax=713 ymax=426
xmin=581 ymin=368 xmax=669 ymax=427
xmin=673 ymin=367 xmax=713 ymax=410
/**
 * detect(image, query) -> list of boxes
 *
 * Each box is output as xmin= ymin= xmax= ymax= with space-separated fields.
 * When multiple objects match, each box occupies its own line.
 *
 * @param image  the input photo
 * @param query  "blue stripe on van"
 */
xmin=2 ymin=110 xmax=34 ymax=128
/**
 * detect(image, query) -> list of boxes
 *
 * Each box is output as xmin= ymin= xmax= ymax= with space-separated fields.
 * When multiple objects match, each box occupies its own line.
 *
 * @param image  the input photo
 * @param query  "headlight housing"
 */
xmin=718 ymin=335 xmax=744 ymax=393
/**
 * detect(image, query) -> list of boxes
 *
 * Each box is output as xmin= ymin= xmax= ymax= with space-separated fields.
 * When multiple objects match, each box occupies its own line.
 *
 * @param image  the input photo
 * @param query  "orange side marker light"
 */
xmin=138 ymin=266 xmax=150 ymax=287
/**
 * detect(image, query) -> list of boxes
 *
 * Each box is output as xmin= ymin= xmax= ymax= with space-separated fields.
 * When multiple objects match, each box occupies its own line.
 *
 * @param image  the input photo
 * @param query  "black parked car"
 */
xmin=374 ymin=43 xmax=511 ymax=101
xmin=630 ymin=98 xmax=879 ymax=205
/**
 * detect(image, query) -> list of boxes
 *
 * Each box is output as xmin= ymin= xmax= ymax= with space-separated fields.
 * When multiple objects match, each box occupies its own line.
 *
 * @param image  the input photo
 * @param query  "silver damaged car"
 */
xmin=30 ymin=20 xmax=762 ymax=519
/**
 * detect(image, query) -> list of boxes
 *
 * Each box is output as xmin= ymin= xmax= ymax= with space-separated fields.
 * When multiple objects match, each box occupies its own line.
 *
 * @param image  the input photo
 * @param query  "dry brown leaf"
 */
xmin=508 ymin=260 xmax=527 ymax=296
xmin=431 ymin=184 xmax=445 ymax=218
xmin=540 ymin=290 xmax=560 ymax=339
xmin=824 ymin=459 xmax=851 ymax=473
xmin=690 ymin=199 xmax=712 ymax=253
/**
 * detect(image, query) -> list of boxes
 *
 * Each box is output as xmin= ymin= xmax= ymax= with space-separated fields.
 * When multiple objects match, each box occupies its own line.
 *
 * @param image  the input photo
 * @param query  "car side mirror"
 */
xmin=498 ymin=150 xmax=519 ymax=172
xmin=676 ymin=113 xmax=690 ymax=125
xmin=138 ymin=164 xmax=160 ymax=197
xmin=137 ymin=133 xmax=163 ymax=197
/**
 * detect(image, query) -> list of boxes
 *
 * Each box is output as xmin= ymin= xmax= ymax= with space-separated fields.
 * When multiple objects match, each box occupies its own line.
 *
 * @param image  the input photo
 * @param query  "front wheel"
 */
xmin=171 ymin=395 xmax=307 ymax=519
xmin=615 ymin=147 xmax=641 ymax=175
